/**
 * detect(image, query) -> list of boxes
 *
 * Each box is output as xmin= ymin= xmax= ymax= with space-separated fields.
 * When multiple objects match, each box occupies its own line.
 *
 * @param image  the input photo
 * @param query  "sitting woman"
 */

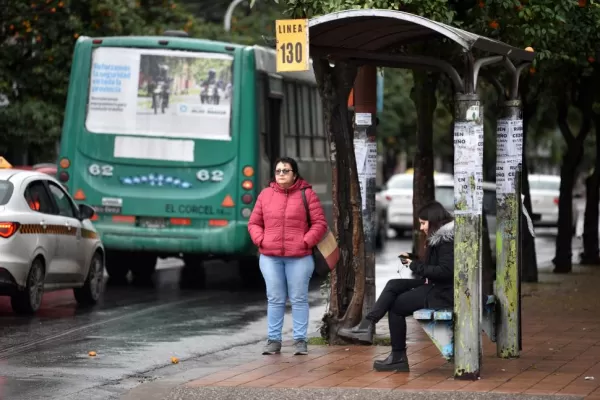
xmin=338 ymin=201 xmax=454 ymax=372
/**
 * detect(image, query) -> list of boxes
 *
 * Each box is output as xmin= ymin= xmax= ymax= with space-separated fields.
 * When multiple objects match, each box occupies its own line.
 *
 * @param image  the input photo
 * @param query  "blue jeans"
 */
xmin=259 ymin=254 xmax=315 ymax=342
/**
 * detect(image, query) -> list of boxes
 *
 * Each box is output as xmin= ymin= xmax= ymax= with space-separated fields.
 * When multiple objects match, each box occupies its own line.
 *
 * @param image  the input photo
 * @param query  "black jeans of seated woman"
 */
xmin=338 ymin=201 xmax=455 ymax=372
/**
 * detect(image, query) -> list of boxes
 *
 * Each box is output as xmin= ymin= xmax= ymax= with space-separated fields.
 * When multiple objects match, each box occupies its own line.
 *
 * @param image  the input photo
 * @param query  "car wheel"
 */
xmin=74 ymin=252 xmax=105 ymax=306
xmin=11 ymin=258 xmax=45 ymax=315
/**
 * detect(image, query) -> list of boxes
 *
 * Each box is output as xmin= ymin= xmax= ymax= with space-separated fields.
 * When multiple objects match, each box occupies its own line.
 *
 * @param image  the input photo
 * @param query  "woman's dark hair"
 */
xmin=415 ymin=201 xmax=453 ymax=260
xmin=418 ymin=201 xmax=453 ymax=237
xmin=270 ymin=156 xmax=303 ymax=182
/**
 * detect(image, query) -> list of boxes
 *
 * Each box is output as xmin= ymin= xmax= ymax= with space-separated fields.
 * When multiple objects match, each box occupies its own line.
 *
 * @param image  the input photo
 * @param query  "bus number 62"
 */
xmin=196 ymin=169 xmax=224 ymax=182
xmin=88 ymin=164 xmax=113 ymax=177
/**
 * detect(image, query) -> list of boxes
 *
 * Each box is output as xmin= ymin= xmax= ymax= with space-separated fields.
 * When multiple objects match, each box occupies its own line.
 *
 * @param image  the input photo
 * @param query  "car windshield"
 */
xmin=386 ymin=175 xmax=413 ymax=189
xmin=0 ymin=181 xmax=14 ymax=205
xmin=529 ymin=178 xmax=560 ymax=191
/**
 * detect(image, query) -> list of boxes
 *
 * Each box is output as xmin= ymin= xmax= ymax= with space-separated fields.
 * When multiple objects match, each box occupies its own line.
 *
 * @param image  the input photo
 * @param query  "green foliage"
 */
xmin=307 ymin=336 xmax=328 ymax=345
xmin=378 ymin=68 xmax=453 ymax=162
xmin=378 ymin=69 xmax=416 ymax=147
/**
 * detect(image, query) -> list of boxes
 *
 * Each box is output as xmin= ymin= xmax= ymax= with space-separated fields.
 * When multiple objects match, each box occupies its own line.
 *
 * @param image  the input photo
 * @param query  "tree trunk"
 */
xmin=580 ymin=113 xmax=600 ymax=265
xmin=410 ymin=70 xmax=438 ymax=255
xmin=313 ymin=59 xmax=365 ymax=343
xmin=384 ymin=144 xmax=398 ymax=182
xmin=520 ymin=91 xmax=539 ymax=282
xmin=553 ymin=91 xmax=592 ymax=273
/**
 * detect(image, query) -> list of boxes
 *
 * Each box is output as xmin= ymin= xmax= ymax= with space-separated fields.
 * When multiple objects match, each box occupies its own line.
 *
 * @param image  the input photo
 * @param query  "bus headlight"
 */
xmin=241 ymin=208 xmax=251 ymax=218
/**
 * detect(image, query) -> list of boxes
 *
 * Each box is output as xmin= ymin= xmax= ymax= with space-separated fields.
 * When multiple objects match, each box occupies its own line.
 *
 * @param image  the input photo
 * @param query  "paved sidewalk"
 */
xmin=123 ymin=264 xmax=600 ymax=399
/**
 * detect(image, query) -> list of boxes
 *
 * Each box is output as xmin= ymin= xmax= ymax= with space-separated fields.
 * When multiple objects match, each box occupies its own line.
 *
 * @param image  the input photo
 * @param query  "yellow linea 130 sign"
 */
xmin=276 ymin=19 xmax=309 ymax=72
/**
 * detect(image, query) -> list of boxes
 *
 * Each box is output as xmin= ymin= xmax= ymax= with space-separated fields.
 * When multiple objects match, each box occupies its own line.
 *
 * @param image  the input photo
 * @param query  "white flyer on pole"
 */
xmin=454 ymin=122 xmax=483 ymax=215
xmin=496 ymin=119 xmax=523 ymax=195
xmin=354 ymin=139 xmax=368 ymax=210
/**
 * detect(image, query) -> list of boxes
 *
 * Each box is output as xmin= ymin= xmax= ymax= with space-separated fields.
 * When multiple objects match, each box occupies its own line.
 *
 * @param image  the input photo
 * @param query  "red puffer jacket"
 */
xmin=248 ymin=178 xmax=328 ymax=257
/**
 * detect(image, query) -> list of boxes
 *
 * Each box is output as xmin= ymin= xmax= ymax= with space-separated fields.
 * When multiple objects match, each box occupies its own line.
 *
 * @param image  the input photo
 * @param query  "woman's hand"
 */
xmin=399 ymin=252 xmax=412 ymax=265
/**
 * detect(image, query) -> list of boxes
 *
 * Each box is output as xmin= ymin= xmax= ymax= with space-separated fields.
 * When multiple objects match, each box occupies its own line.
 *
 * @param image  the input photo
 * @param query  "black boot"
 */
xmin=373 ymin=350 xmax=409 ymax=372
xmin=337 ymin=318 xmax=375 ymax=344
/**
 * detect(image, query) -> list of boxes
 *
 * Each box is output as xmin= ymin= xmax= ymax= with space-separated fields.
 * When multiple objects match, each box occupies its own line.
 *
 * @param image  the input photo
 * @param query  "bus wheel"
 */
xmin=130 ymin=253 xmax=157 ymax=286
xmin=238 ymin=256 xmax=264 ymax=290
xmin=180 ymin=255 xmax=206 ymax=290
xmin=105 ymin=250 xmax=130 ymax=285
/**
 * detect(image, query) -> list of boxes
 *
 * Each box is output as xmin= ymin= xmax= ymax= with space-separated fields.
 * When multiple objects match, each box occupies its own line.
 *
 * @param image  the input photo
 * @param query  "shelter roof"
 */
xmin=309 ymin=9 xmax=534 ymax=62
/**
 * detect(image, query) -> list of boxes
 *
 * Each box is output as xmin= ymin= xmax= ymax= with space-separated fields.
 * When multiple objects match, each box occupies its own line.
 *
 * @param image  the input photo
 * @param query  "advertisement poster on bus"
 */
xmin=86 ymin=48 xmax=233 ymax=142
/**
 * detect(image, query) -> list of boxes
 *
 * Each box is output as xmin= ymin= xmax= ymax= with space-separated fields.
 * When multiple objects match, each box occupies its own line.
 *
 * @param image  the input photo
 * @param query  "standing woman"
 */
xmin=248 ymin=157 xmax=328 ymax=356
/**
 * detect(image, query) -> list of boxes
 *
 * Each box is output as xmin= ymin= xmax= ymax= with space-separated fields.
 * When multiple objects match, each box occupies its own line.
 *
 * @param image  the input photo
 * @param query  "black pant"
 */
xmin=366 ymin=279 xmax=430 ymax=352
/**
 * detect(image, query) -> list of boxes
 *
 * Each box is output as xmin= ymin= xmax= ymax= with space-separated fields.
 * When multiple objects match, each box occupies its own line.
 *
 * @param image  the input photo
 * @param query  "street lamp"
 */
xmin=224 ymin=0 xmax=246 ymax=32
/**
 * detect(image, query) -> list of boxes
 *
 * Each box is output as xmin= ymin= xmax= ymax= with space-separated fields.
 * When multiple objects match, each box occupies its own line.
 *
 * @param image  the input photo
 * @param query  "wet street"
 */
xmin=0 ymin=229 xmax=571 ymax=399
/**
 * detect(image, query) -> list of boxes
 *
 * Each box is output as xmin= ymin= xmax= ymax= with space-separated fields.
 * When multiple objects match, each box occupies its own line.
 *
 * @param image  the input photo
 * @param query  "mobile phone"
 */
xmin=397 ymin=253 xmax=415 ymax=260
xmin=398 ymin=255 xmax=410 ymax=265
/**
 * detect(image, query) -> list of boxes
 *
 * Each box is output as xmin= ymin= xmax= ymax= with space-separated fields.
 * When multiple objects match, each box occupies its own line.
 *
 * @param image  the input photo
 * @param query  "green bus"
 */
xmin=56 ymin=31 xmax=332 ymax=286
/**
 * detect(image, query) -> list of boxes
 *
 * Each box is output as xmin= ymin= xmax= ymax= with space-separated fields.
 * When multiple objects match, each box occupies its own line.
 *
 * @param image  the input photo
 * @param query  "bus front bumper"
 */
xmin=94 ymin=221 xmax=253 ymax=255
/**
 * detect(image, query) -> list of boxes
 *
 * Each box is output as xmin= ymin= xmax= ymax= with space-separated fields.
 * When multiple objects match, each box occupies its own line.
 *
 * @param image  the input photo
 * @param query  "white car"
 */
xmin=0 ymin=168 xmax=105 ymax=314
xmin=381 ymin=172 xmax=453 ymax=237
xmin=529 ymin=174 xmax=577 ymax=228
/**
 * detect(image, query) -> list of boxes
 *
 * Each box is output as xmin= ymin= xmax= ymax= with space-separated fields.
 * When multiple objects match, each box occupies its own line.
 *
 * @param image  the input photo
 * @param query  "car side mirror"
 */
xmin=78 ymin=204 xmax=95 ymax=221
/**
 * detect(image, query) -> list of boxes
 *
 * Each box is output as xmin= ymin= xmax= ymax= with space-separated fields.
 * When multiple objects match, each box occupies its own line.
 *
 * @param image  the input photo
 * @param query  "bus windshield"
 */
xmin=85 ymin=47 xmax=233 ymax=145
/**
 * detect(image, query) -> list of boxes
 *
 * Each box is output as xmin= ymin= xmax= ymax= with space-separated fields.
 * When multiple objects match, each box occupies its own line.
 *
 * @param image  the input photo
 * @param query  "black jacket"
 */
xmin=409 ymin=221 xmax=454 ymax=309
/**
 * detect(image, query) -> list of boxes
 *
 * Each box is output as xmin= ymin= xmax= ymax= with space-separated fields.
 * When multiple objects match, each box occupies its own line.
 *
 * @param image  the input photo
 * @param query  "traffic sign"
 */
xmin=276 ymin=19 xmax=309 ymax=72
xmin=0 ymin=157 xmax=12 ymax=169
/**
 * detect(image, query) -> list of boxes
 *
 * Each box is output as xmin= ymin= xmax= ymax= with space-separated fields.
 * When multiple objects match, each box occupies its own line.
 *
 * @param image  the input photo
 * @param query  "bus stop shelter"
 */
xmin=305 ymin=9 xmax=535 ymax=380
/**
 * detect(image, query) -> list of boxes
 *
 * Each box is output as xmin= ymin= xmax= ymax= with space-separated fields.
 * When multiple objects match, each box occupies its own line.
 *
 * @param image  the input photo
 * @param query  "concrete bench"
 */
xmin=412 ymin=295 xmax=497 ymax=361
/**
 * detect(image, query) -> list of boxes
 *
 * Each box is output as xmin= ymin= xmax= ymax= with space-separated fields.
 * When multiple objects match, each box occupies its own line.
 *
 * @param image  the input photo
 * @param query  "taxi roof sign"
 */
xmin=0 ymin=157 xmax=12 ymax=169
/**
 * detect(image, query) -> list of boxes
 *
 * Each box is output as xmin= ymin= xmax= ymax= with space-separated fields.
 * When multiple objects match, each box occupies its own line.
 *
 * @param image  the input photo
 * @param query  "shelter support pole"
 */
xmin=353 ymin=66 xmax=378 ymax=322
xmin=495 ymin=59 xmax=528 ymax=358
xmin=453 ymin=93 xmax=484 ymax=380
xmin=495 ymin=100 xmax=522 ymax=359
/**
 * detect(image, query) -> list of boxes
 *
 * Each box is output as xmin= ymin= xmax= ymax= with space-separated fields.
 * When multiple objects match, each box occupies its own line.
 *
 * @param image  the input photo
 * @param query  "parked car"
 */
xmin=380 ymin=172 xmax=453 ymax=237
xmin=529 ymin=174 xmax=577 ymax=229
xmin=0 ymin=168 xmax=105 ymax=314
